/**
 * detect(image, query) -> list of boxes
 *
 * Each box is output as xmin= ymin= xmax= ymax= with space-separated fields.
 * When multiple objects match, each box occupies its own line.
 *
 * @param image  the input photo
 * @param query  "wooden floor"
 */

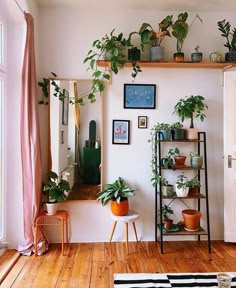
xmin=1 ymin=241 xmax=236 ymax=287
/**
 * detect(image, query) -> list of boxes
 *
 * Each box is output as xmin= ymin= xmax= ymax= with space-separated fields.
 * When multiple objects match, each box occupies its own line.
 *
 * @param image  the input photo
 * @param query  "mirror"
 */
xmin=49 ymin=79 xmax=103 ymax=200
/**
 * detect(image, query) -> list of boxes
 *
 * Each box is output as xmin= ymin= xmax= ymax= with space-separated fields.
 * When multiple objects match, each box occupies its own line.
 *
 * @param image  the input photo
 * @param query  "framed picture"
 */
xmin=124 ymin=84 xmax=156 ymax=109
xmin=112 ymin=120 xmax=130 ymax=144
xmin=62 ymin=90 xmax=69 ymax=125
xmin=138 ymin=116 xmax=147 ymax=129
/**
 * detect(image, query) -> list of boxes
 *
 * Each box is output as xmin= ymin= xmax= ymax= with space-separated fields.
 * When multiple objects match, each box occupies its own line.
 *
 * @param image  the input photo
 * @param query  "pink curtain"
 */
xmin=17 ymin=13 xmax=48 ymax=256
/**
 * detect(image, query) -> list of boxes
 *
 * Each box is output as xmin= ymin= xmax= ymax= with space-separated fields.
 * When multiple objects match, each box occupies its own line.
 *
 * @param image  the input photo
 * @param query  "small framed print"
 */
xmin=112 ymin=120 xmax=130 ymax=144
xmin=124 ymin=83 xmax=156 ymax=109
xmin=138 ymin=116 xmax=147 ymax=129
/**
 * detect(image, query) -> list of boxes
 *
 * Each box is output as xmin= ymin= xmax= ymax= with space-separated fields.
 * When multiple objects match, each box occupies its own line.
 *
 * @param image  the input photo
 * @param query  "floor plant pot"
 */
xmin=150 ymin=46 xmax=164 ymax=61
xmin=162 ymin=185 xmax=174 ymax=196
xmin=175 ymin=185 xmax=189 ymax=197
xmin=173 ymin=52 xmax=184 ymax=62
xmin=182 ymin=209 xmax=202 ymax=231
xmin=185 ymin=128 xmax=198 ymax=140
xmin=46 ymin=202 xmax=59 ymax=215
xmin=172 ymin=128 xmax=185 ymax=140
xmin=111 ymin=199 xmax=129 ymax=216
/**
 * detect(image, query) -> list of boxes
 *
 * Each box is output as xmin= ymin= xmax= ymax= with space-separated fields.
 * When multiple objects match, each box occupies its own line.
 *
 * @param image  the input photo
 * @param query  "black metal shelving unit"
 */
xmin=155 ymin=132 xmax=211 ymax=254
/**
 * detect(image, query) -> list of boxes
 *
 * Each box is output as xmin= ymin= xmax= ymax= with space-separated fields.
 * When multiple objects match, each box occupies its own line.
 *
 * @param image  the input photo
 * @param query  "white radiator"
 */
xmin=61 ymin=165 xmax=74 ymax=188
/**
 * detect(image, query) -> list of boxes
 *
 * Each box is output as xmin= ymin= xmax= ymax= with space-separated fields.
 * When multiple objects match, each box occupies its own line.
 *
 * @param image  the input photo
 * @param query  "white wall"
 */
xmin=36 ymin=5 xmax=231 ymax=243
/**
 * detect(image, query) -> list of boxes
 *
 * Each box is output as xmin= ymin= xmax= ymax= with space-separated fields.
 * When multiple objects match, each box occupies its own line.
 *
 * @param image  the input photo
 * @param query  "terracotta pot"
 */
xmin=111 ymin=199 xmax=129 ymax=216
xmin=182 ymin=209 xmax=202 ymax=231
xmin=174 ymin=52 xmax=184 ymax=62
xmin=185 ymin=128 xmax=198 ymax=140
xmin=174 ymin=156 xmax=186 ymax=167
xmin=189 ymin=186 xmax=200 ymax=195
xmin=164 ymin=219 xmax=173 ymax=230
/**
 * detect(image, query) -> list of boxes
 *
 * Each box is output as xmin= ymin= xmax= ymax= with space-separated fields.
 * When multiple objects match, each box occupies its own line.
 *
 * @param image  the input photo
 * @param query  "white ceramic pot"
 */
xmin=175 ymin=184 xmax=189 ymax=197
xmin=46 ymin=202 xmax=59 ymax=215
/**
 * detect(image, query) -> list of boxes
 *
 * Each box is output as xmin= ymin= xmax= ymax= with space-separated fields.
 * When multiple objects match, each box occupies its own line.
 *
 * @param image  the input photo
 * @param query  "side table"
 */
xmin=34 ymin=210 xmax=69 ymax=256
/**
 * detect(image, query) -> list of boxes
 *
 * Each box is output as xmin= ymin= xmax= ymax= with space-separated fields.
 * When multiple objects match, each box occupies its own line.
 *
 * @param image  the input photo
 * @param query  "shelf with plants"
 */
xmin=97 ymin=60 xmax=236 ymax=69
xmin=154 ymin=131 xmax=211 ymax=254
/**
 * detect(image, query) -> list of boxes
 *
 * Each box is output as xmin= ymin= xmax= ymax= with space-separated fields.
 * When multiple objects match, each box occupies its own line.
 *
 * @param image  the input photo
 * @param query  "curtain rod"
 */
xmin=14 ymin=0 xmax=25 ymax=15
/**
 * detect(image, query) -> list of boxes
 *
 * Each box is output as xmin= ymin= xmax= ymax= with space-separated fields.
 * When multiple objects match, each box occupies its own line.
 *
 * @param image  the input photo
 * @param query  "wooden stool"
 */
xmin=34 ymin=210 xmax=69 ymax=256
xmin=109 ymin=210 xmax=139 ymax=253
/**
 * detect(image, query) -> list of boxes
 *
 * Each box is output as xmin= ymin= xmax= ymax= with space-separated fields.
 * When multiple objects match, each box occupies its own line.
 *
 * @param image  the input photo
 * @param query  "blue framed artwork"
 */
xmin=124 ymin=84 xmax=156 ymax=109
xmin=112 ymin=120 xmax=130 ymax=144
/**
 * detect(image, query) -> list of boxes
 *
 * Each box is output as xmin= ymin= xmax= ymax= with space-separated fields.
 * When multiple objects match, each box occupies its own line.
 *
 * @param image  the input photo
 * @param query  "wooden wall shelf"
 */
xmin=97 ymin=60 xmax=236 ymax=70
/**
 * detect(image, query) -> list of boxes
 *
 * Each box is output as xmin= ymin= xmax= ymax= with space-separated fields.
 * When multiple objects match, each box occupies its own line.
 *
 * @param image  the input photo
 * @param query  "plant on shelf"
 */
xmin=173 ymin=95 xmax=208 ymax=140
xmin=166 ymin=147 xmax=186 ymax=168
xmin=43 ymin=171 xmax=71 ymax=215
xmin=175 ymin=174 xmax=193 ymax=197
xmin=217 ymin=19 xmax=236 ymax=62
xmin=97 ymin=177 xmax=135 ymax=216
xmin=190 ymin=152 xmax=203 ymax=168
xmin=159 ymin=204 xmax=174 ymax=230
xmin=171 ymin=122 xmax=185 ymax=140
xmin=153 ymin=122 xmax=172 ymax=140
xmin=139 ymin=15 xmax=173 ymax=61
xmin=188 ymin=175 xmax=201 ymax=195
xmin=84 ymin=29 xmax=142 ymax=102
xmin=171 ymin=12 xmax=202 ymax=62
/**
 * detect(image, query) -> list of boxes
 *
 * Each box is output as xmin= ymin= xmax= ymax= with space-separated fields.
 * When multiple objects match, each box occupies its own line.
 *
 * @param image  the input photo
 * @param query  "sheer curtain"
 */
xmin=17 ymin=13 xmax=48 ymax=256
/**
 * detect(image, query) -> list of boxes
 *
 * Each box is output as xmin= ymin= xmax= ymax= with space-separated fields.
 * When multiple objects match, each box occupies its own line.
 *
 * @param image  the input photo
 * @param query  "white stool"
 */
xmin=109 ymin=210 xmax=139 ymax=253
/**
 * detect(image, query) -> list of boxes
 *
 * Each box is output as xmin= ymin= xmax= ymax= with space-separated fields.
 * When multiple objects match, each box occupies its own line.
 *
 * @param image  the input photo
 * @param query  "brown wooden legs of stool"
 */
xmin=109 ymin=221 xmax=138 ymax=253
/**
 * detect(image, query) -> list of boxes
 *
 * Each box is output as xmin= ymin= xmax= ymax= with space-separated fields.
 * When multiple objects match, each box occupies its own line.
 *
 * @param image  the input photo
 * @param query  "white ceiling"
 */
xmin=34 ymin=0 xmax=236 ymax=12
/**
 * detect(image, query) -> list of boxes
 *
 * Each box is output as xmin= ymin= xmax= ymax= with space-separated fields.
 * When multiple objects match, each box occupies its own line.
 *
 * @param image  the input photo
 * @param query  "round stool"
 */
xmin=109 ymin=210 xmax=139 ymax=253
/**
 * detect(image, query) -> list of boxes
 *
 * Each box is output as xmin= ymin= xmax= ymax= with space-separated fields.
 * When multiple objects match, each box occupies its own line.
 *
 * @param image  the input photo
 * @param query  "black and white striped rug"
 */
xmin=114 ymin=273 xmax=236 ymax=287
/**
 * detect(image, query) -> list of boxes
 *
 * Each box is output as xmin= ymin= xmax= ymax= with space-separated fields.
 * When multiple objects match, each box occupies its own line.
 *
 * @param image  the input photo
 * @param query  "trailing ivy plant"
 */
xmin=38 ymin=72 xmax=86 ymax=105
xmin=83 ymin=29 xmax=142 ymax=101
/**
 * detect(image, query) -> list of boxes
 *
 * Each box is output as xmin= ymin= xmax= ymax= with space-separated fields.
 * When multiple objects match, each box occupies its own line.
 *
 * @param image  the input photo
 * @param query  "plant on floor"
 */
xmin=84 ymin=29 xmax=142 ymax=102
xmin=173 ymin=95 xmax=208 ymax=128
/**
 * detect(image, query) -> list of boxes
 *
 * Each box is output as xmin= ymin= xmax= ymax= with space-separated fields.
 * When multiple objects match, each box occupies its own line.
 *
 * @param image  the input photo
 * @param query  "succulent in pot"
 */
xmin=217 ymin=19 xmax=236 ymax=62
xmin=139 ymin=15 xmax=173 ymax=61
xmin=97 ymin=177 xmax=135 ymax=216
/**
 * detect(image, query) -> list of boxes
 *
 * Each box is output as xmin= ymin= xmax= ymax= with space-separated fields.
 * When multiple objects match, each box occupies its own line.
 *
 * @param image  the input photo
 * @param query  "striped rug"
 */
xmin=114 ymin=272 xmax=236 ymax=287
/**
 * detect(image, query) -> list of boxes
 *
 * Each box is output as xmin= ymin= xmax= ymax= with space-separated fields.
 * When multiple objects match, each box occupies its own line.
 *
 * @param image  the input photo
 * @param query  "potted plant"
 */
xmin=97 ymin=177 xmax=135 ymax=216
xmin=43 ymin=171 xmax=71 ymax=215
xmin=161 ymin=177 xmax=175 ymax=197
xmin=175 ymin=174 xmax=190 ymax=197
xmin=171 ymin=121 xmax=185 ymax=140
xmin=139 ymin=15 xmax=173 ymax=61
xmin=84 ymin=29 xmax=142 ymax=101
xmin=188 ymin=175 xmax=201 ymax=195
xmin=173 ymin=95 xmax=208 ymax=140
xmin=160 ymin=204 xmax=174 ymax=230
xmin=171 ymin=12 xmax=202 ymax=62
xmin=191 ymin=45 xmax=203 ymax=62
xmin=182 ymin=209 xmax=202 ymax=231
xmin=167 ymin=147 xmax=186 ymax=168
xmin=217 ymin=19 xmax=236 ymax=62
xmin=153 ymin=122 xmax=172 ymax=140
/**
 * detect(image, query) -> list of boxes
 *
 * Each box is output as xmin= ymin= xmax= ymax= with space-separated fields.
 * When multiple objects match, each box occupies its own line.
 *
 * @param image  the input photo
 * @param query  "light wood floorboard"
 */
xmin=0 ymin=241 xmax=236 ymax=287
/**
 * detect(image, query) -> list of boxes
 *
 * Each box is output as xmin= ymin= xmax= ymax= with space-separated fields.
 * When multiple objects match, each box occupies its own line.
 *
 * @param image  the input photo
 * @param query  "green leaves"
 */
xmin=173 ymin=95 xmax=208 ymax=128
xmin=217 ymin=19 xmax=236 ymax=51
xmin=97 ymin=177 xmax=135 ymax=206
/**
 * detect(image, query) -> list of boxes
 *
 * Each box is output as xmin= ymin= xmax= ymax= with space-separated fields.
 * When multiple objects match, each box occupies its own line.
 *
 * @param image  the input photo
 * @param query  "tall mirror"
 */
xmin=49 ymin=79 xmax=103 ymax=200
